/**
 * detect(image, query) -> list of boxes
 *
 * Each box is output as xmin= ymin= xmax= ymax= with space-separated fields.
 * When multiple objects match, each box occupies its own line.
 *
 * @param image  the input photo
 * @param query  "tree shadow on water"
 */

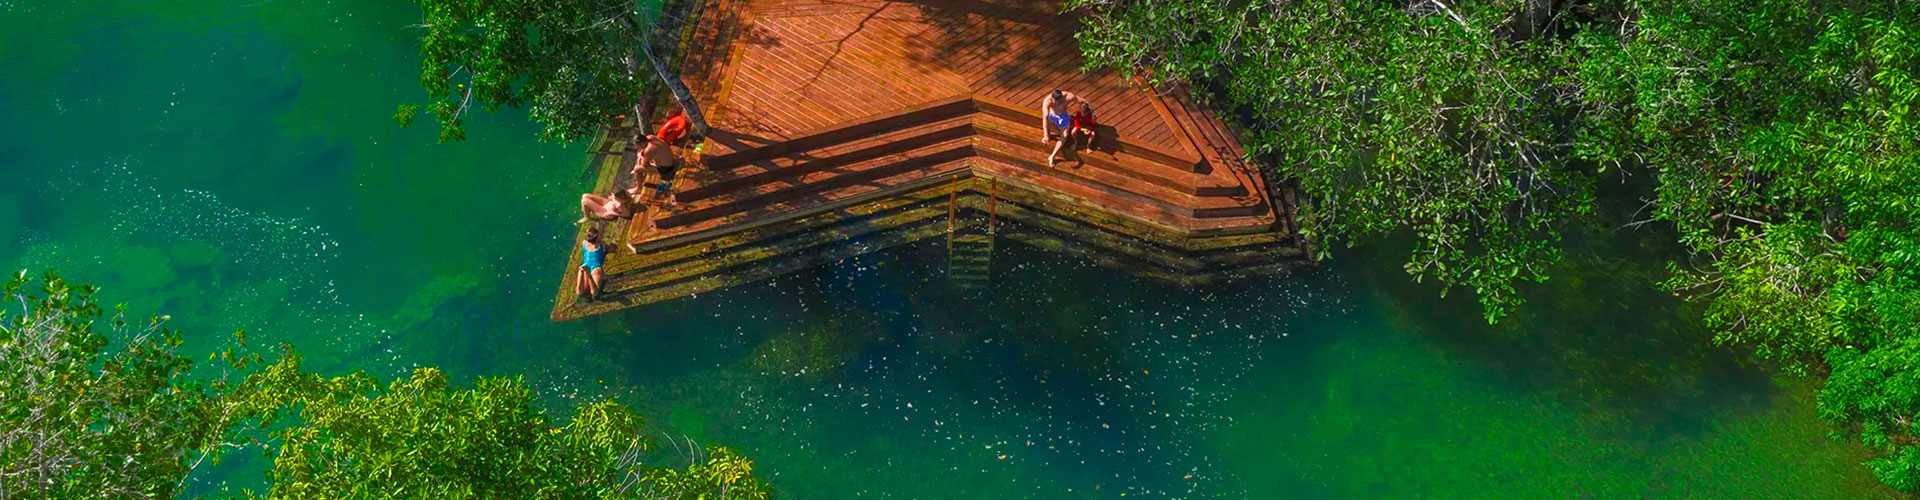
xmin=1357 ymin=226 xmax=1783 ymax=441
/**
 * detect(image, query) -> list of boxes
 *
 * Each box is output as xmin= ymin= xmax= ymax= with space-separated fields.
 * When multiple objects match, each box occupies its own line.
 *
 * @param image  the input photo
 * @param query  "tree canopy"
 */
xmin=396 ymin=0 xmax=709 ymax=143
xmin=1 ymin=271 xmax=244 ymax=499
xmin=1072 ymin=0 xmax=1919 ymax=490
xmin=1073 ymin=0 xmax=1597 ymax=322
xmin=0 ymin=271 xmax=773 ymax=499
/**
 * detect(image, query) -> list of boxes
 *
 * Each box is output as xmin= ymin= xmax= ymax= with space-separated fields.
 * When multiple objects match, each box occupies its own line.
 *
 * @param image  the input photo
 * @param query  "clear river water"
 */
xmin=0 ymin=0 xmax=1901 ymax=498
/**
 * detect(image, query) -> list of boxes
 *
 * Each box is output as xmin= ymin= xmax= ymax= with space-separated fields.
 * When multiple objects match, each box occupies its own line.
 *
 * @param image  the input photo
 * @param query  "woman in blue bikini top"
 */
xmin=576 ymin=227 xmax=607 ymax=301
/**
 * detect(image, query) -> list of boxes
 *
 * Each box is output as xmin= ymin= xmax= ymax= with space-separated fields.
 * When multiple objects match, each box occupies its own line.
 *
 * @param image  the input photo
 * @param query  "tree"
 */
xmin=0 ymin=270 xmax=252 ymax=499
xmin=0 ymin=270 xmax=774 ymax=499
xmin=1071 ymin=0 xmax=1601 ymax=321
xmin=394 ymin=0 xmax=711 ymax=143
xmin=232 ymin=354 xmax=773 ymax=500
xmin=1575 ymin=0 xmax=1918 ymax=369
xmin=1073 ymin=0 xmax=1920 ymax=490
xmin=1574 ymin=0 xmax=1919 ymax=487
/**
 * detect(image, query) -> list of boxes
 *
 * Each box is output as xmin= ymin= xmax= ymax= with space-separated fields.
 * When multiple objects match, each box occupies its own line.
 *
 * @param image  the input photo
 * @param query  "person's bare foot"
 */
xmin=574 ymin=217 xmax=589 ymax=226
xmin=1047 ymin=155 xmax=1057 ymax=168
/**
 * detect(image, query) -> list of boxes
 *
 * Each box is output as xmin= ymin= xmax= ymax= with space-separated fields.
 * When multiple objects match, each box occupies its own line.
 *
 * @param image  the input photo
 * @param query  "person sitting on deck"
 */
xmin=577 ymin=186 xmax=638 ymax=225
xmin=575 ymin=227 xmax=608 ymax=302
xmin=1068 ymin=102 xmax=1098 ymax=152
xmin=655 ymin=108 xmax=691 ymax=145
xmin=627 ymin=133 xmax=681 ymax=207
xmin=1040 ymin=89 xmax=1084 ymax=168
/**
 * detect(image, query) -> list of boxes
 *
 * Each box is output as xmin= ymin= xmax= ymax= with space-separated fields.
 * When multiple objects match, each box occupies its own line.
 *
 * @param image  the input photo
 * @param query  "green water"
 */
xmin=0 ymin=1 xmax=1899 ymax=498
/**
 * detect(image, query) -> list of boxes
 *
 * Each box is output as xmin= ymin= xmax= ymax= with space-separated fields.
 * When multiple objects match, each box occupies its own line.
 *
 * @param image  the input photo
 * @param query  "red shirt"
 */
xmin=1070 ymin=110 xmax=1096 ymax=131
xmin=656 ymin=112 xmax=690 ymax=144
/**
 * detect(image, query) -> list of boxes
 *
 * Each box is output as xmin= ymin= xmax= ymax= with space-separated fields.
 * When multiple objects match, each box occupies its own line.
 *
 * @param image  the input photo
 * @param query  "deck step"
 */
xmin=610 ymin=204 xmax=952 ymax=292
xmin=970 ymin=112 xmax=1242 ymax=196
xmin=657 ymin=139 xmax=975 ymax=228
xmin=579 ymin=215 xmax=955 ymax=318
xmin=972 ymin=95 xmax=1201 ymax=171
xmin=682 ymin=116 xmax=976 ymax=200
xmin=702 ymin=96 xmax=976 ymax=168
xmin=969 ymin=134 xmax=1265 ymax=219
xmin=639 ymin=154 xmax=976 ymax=244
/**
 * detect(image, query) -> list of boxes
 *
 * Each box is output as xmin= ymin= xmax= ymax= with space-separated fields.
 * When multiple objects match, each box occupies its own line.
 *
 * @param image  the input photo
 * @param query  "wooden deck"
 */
xmin=551 ymin=0 xmax=1307 ymax=321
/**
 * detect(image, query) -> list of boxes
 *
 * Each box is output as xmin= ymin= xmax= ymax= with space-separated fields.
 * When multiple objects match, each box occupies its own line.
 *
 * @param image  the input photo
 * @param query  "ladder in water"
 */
xmin=947 ymin=177 xmax=997 ymax=290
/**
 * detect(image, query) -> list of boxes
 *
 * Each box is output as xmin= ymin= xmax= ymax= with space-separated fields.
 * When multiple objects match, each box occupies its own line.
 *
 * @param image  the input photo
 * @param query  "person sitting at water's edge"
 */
xmin=1040 ymin=89 xmax=1083 ymax=168
xmin=576 ymin=227 xmax=608 ymax=302
xmin=578 ymin=186 xmax=638 ymax=225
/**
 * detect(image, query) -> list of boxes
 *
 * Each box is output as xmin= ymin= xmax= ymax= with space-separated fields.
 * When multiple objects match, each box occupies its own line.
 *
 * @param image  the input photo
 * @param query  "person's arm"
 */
xmin=1039 ymin=95 xmax=1052 ymax=142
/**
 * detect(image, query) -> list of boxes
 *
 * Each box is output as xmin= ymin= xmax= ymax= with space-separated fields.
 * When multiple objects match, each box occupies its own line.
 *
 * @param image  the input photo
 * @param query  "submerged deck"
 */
xmin=552 ymin=0 xmax=1307 ymax=321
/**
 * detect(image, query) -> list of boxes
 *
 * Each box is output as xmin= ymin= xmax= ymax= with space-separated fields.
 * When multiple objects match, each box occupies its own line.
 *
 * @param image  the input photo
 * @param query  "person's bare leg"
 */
xmin=1048 ymin=137 xmax=1068 ymax=168
xmin=575 ymin=267 xmax=591 ymax=298
xmin=589 ymin=268 xmax=605 ymax=299
xmin=626 ymin=164 xmax=647 ymax=197
xmin=660 ymin=183 xmax=678 ymax=208
xmin=655 ymin=158 xmax=679 ymax=208
xmin=579 ymin=194 xmax=611 ymax=224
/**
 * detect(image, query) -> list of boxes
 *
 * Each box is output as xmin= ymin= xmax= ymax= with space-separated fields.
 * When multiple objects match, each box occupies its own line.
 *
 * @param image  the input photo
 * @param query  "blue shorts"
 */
xmin=1048 ymin=113 xmax=1071 ymax=131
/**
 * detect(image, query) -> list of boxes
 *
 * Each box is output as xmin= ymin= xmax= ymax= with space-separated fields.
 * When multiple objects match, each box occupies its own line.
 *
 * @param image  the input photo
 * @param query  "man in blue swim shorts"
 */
xmin=1040 ymin=89 xmax=1083 ymax=168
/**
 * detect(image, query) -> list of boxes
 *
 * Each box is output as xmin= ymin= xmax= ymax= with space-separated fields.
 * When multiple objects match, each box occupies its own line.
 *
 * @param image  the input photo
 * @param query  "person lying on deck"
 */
xmin=1068 ymin=102 xmax=1098 ymax=153
xmin=577 ymin=186 xmax=638 ymax=225
xmin=575 ymin=227 xmax=608 ymax=302
xmin=1040 ymin=89 xmax=1084 ymax=168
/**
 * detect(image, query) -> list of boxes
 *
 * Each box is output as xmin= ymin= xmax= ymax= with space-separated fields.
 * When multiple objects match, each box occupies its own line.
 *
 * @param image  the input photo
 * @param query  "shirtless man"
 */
xmin=627 ymin=133 xmax=680 ymax=206
xmin=627 ymin=110 xmax=692 ymax=205
xmin=1040 ymin=89 xmax=1083 ymax=168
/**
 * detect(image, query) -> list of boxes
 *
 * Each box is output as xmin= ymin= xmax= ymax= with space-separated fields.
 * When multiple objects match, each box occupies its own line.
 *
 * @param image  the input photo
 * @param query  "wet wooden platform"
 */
xmin=552 ymin=0 xmax=1307 ymax=321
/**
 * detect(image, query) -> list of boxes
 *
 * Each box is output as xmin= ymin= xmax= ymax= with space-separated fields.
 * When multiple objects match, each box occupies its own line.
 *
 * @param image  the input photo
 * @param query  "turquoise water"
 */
xmin=0 ymin=0 xmax=1898 ymax=498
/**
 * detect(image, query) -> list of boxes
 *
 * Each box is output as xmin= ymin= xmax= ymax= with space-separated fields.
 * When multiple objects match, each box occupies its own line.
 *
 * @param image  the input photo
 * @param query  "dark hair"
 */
xmin=585 ymin=227 xmax=602 ymax=244
xmin=1050 ymin=89 xmax=1064 ymax=100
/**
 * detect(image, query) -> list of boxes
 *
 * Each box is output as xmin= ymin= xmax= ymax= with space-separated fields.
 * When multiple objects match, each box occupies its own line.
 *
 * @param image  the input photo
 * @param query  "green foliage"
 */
xmin=0 ymin=270 xmax=773 ymax=499
xmin=1073 ymin=0 xmax=1597 ymax=322
xmin=231 ymin=354 xmax=773 ymax=500
xmin=1075 ymin=0 xmax=1920 ymax=490
xmin=403 ymin=0 xmax=664 ymax=142
xmin=1820 ymin=335 xmax=1920 ymax=491
xmin=0 ymin=270 xmax=250 ymax=499
xmin=1576 ymin=2 xmax=1920 ymax=488
xmin=1579 ymin=0 xmax=1919 ymax=366
xmin=636 ymin=446 xmax=773 ymax=500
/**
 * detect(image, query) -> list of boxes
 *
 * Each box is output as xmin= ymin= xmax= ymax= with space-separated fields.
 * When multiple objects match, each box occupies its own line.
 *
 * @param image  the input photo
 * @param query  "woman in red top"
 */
xmin=1068 ymin=103 xmax=1097 ymax=152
